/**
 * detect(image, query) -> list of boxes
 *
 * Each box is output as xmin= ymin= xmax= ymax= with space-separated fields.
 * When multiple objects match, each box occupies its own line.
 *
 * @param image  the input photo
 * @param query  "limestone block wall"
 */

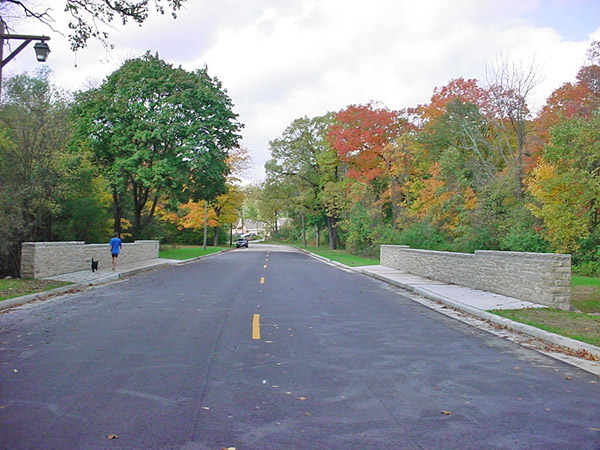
xmin=20 ymin=240 xmax=159 ymax=278
xmin=380 ymin=245 xmax=571 ymax=310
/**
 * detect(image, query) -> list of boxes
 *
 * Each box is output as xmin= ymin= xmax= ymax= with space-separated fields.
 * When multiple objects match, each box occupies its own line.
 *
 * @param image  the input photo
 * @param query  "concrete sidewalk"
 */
xmin=357 ymin=265 xmax=545 ymax=311
xmin=44 ymin=258 xmax=180 ymax=284
xmin=356 ymin=264 xmax=600 ymax=374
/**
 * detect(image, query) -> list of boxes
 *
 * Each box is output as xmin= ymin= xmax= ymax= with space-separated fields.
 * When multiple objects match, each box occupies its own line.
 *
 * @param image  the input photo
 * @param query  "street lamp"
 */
xmin=0 ymin=22 xmax=51 ymax=97
xmin=33 ymin=41 xmax=51 ymax=63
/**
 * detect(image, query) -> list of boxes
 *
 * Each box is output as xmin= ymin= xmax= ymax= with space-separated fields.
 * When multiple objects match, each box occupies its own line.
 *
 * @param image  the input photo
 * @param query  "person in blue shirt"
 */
xmin=109 ymin=233 xmax=122 ymax=270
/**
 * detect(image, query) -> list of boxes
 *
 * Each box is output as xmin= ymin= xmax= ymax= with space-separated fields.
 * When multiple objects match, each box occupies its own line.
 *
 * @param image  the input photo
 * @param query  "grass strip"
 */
xmin=299 ymin=246 xmax=379 ymax=267
xmin=0 ymin=278 xmax=71 ymax=302
xmin=492 ymin=308 xmax=600 ymax=347
xmin=159 ymin=245 xmax=228 ymax=260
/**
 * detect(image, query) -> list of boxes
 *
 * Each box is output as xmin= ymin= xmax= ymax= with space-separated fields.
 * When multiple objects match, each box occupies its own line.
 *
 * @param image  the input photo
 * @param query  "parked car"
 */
xmin=236 ymin=237 xmax=249 ymax=248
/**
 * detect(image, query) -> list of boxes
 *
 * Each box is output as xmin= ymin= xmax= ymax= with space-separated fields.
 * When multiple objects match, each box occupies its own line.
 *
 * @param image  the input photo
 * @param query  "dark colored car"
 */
xmin=236 ymin=237 xmax=249 ymax=248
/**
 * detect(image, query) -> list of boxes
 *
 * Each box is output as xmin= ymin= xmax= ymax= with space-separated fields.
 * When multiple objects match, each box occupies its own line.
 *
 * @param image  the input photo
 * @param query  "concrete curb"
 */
xmin=358 ymin=268 xmax=600 ymax=357
xmin=302 ymin=251 xmax=600 ymax=365
xmin=0 ymin=252 xmax=227 ymax=311
xmin=174 ymin=249 xmax=232 ymax=265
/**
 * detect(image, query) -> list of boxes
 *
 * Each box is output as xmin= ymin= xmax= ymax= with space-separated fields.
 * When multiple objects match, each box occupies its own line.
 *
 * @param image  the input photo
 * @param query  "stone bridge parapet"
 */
xmin=380 ymin=245 xmax=571 ymax=310
xmin=20 ymin=240 xmax=159 ymax=278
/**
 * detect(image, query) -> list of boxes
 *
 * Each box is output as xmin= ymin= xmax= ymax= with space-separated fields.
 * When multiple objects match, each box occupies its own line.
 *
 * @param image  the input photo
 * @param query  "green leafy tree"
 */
xmin=528 ymin=111 xmax=600 ymax=254
xmin=0 ymin=69 xmax=104 ymax=275
xmin=72 ymin=52 xmax=243 ymax=237
xmin=265 ymin=113 xmax=342 ymax=248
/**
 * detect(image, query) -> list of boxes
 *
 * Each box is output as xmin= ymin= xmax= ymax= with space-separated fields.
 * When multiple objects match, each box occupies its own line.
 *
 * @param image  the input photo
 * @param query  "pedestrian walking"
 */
xmin=109 ymin=233 xmax=122 ymax=270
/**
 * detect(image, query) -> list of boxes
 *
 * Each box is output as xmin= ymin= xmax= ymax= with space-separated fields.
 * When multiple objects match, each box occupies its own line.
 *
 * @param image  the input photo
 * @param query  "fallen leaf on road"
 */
xmin=441 ymin=411 xmax=451 ymax=415
xmin=297 ymin=397 xmax=307 ymax=401
xmin=107 ymin=434 xmax=119 ymax=439
xmin=304 ymin=412 xmax=311 ymax=416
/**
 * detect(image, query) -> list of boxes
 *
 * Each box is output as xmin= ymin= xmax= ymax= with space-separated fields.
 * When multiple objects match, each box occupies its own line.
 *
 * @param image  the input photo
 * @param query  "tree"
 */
xmin=328 ymin=103 xmax=407 ymax=184
xmin=1 ymin=0 xmax=186 ymax=50
xmin=0 ymin=69 xmax=105 ymax=276
xmin=528 ymin=111 xmax=600 ymax=253
xmin=265 ymin=113 xmax=342 ymax=248
xmin=72 ymin=52 xmax=243 ymax=237
xmin=537 ymin=42 xmax=600 ymax=133
xmin=328 ymin=103 xmax=411 ymax=234
xmin=415 ymin=77 xmax=492 ymax=125
xmin=211 ymin=146 xmax=251 ymax=245
xmin=485 ymin=55 xmax=542 ymax=197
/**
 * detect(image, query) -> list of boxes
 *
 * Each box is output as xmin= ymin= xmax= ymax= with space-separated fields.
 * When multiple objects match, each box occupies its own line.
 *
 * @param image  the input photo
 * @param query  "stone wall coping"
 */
xmin=22 ymin=241 xmax=86 ymax=246
xmin=475 ymin=250 xmax=571 ymax=260
xmin=381 ymin=245 xmax=571 ymax=261
xmin=381 ymin=246 xmax=474 ymax=259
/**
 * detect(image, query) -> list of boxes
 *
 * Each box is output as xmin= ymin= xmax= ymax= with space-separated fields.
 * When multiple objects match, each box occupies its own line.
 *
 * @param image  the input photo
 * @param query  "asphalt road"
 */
xmin=1 ymin=244 xmax=599 ymax=450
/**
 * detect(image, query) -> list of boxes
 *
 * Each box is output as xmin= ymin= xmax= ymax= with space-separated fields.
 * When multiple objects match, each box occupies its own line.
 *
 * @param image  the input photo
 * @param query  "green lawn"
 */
xmin=493 ymin=308 xmax=600 ymax=347
xmin=297 ymin=246 xmax=380 ymax=267
xmin=490 ymin=274 xmax=600 ymax=349
xmin=571 ymin=276 xmax=600 ymax=313
xmin=0 ymin=278 xmax=71 ymax=302
xmin=159 ymin=245 xmax=228 ymax=260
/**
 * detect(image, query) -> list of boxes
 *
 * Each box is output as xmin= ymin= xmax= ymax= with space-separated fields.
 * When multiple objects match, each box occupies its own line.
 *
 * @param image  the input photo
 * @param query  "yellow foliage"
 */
xmin=527 ymin=162 xmax=590 ymax=252
xmin=463 ymin=186 xmax=478 ymax=210
xmin=180 ymin=201 xmax=219 ymax=229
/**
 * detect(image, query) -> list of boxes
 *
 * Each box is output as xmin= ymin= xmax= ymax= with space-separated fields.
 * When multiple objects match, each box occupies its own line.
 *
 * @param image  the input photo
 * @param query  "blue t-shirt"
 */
xmin=110 ymin=237 xmax=122 ymax=255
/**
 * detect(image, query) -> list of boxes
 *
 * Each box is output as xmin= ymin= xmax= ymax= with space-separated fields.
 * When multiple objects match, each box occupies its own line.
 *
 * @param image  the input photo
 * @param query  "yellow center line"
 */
xmin=252 ymin=314 xmax=261 ymax=340
xmin=260 ymin=276 xmax=265 ymax=284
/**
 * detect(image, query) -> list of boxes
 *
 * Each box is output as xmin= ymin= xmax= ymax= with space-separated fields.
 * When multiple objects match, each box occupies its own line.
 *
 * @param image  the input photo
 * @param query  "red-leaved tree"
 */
xmin=328 ymin=103 xmax=407 ymax=183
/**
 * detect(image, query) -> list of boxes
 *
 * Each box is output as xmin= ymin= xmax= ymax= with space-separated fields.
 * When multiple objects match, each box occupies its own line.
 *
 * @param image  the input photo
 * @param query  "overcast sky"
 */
xmin=4 ymin=0 xmax=600 ymax=182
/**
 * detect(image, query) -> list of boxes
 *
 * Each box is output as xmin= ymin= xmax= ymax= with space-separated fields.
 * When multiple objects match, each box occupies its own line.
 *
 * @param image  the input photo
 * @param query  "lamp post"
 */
xmin=0 ymin=22 xmax=51 ymax=98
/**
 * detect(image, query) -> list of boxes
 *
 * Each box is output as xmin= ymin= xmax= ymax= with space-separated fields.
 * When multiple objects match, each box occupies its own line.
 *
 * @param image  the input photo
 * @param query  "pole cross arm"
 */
xmin=0 ymin=33 xmax=51 ymax=69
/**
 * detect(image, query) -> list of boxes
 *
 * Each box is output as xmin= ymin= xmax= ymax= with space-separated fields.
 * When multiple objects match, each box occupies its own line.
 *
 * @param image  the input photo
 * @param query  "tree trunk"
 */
xmin=326 ymin=216 xmax=337 ymax=250
xmin=213 ymin=226 xmax=219 ymax=246
xmin=9 ymin=242 xmax=21 ymax=278
xmin=315 ymin=224 xmax=320 ymax=247
xmin=112 ymin=188 xmax=122 ymax=234
xmin=203 ymin=202 xmax=208 ymax=250
xmin=301 ymin=213 xmax=307 ymax=248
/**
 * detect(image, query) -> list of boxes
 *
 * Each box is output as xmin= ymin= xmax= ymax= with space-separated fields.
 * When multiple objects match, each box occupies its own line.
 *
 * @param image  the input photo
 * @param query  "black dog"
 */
xmin=91 ymin=258 xmax=99 ymax=272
